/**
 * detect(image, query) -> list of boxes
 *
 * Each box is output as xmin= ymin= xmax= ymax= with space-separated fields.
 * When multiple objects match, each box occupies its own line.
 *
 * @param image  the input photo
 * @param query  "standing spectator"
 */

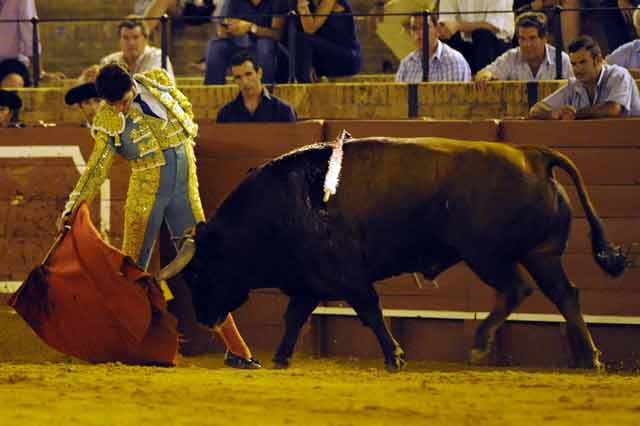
xmin=0 ymin=89 xmax=22 ymax=127
xmin=395 ymin=14 xmax=472 ymax=82
xmin=204 ymin=0 xmax=288 ymax=85
xmin=475 ymin=12 xmax=573 ymax=86
xmin=137 ymin=0 xmax=217 ymax=36
xmin=529 ymin=35 xmax=640 ymax=119
xmin=100 ymin=18 xmax=175 ymax=83
xmin=0 ymin=0 xmax=38 ymax=86
xmin=605 ymin=5 xmax=640 ymax=76
xmin=217 ymin=51 xmax=296 ymax=122
xmin=438 ymin=0 xmax=515 ymax=74
xmin=291 ymin=0 xmax=362 ymax=83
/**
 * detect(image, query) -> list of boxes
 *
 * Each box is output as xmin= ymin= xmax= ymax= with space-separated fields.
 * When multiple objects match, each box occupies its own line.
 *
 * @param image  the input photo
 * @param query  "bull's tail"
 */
xmin=542 ymin=147 xmax=626 ymax=277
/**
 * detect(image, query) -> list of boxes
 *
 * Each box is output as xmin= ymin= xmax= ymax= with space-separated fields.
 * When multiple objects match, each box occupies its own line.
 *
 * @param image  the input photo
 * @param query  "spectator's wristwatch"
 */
xmin=250 ymin=23 xmax=258 ymax=35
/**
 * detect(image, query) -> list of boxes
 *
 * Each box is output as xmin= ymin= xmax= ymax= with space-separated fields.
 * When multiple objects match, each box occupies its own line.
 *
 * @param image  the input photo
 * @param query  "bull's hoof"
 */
xmin=385 ymin=356 xmax=407 ymax=373
xmin=272 ymin=356 xmax=290 ymax=369
xmin=469 ymin=348 xmax=490 ymax=366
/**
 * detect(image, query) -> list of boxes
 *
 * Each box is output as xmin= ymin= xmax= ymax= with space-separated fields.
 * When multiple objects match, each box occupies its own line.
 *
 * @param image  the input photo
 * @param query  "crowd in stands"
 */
xmin=1 ymin=0 xmax=640 ymax=127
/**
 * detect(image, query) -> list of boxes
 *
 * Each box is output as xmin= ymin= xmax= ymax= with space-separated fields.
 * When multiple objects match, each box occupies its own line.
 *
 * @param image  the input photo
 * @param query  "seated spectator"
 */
xmin=373 ymin=0 xmax=437 ymax=62
xmin=204 ymin=0 xmax=288 ymax=85
xmin=64 ymin=67 xmax=101 ymax=127
xmin=438 ymin=0 xmax=515 ymax=74
xmin=0 ymin=89 xmax=23 ymax=127
xmin=290 ymin=0 xmax=362 ymax=83
xmin=475 ymin=12 xmax=573 ymax=87
xmin=100 ymin=18 xmax=175 ymax=82
xmin=395 ymin=14 xmax=472 ymax=82
xmin=0 ymin=58 xmax=31 ymax=88
xmin=137 ymin=0 xmax=216 ymax=36
xmin=529 ymin=35 xmax=640 ymax=119
xmin=217 ymin=51 xmax=296 ymax=122
xmin=598 ymin=0 xmax=639 ymax=53
xmin=605 ymin=6 xmax=640 ymax=77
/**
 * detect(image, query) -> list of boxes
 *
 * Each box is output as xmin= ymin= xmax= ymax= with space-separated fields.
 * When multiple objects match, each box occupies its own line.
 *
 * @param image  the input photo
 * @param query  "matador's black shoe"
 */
xmin=224 ymin=350 xmax=262 ymax=369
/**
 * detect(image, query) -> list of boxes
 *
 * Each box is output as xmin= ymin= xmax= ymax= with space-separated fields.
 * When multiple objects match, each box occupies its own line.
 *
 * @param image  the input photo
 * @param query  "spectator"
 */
xmin=204 ymin=0 xmax=288 ymax=85
xmin=605 ymin=6 xmax=640 ymax=77
xmin=100 ymin=18 xmax=175 ymax=82
xmin=0 ymin=89 xmax=23 ymax=127
xmin=395 ymin=14 xmax=472 ymax=82
xmin=373 ymin=0 xmax=437 ymax=62
xmin=529 ymin=35 xmax=640 ymax=119
xmin=217 ymin=51 xmax=296 ymax=122
xmin=0 ymin=0 xmax=37 ymax=69
xmin=475 ymin=12 xmax=573 ymax=87
xmin=438 ymin=0 xmax=515 ymax=74
xmin=290 ymin=0 xmax=362 ymax=83
xmin=64 ymin=68 xmax=101 ymax=127
xmin=0 ymin=58 xmax=31 ymax=88
xmin=597 ymin=0 xmax=639 ymax=53
xmin=136 ymin=0 xmax=216 ymax=36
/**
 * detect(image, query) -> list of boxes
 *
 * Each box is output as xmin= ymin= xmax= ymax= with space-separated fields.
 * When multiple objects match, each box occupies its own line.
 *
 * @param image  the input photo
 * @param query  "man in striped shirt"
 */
xmin=475 ymin=12 xmax=573 ymax=88
xmin=395 ymin=14 xmax=472 ymax=83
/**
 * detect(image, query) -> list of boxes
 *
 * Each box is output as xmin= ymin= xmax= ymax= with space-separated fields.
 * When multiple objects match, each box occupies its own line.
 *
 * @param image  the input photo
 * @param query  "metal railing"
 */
xmin=0 ymin=5 xmax=638 ymax=86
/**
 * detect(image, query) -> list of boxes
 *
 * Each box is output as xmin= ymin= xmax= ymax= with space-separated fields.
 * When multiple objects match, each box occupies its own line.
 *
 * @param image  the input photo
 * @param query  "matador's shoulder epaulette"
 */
xmin=91 ymin=102 xmax=125 ymax=140
xmin=134 ymin=68 xmax=173 ymax=91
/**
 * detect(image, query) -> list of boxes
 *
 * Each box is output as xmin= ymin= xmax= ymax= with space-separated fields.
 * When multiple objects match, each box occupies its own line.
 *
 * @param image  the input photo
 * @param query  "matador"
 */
xmin=58 ymin=63 xmax=261 ymax=368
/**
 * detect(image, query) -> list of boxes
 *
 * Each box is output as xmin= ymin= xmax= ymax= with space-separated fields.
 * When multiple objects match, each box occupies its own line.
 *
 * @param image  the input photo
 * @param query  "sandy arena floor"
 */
xmin=2 ymin=307 xmax=640 ymax=426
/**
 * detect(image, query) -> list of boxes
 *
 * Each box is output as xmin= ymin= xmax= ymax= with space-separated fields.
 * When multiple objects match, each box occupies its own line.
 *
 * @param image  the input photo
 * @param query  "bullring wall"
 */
xmin=1 ymin=119 xmax=639 ymax=368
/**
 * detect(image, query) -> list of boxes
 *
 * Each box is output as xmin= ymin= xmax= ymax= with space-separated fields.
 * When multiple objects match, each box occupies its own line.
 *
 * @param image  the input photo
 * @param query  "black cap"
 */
xmin=0 ymin=58 xmax=32 ymax=87
xmin=0 ymin=89 xmax=22 ymax=110
xmin=65 ymin=82 xmax=99 ymax=105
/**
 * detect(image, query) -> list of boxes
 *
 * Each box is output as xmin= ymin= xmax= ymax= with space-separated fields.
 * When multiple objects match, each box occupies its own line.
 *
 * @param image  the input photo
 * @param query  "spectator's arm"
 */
xmin=598 ymin=69 xmax=636 ymax=113
xmin=529 ymin=101 xmax=555 ymax=119
xmin=575 ymin=101 xmax=622 ymax=119
xmin=297 ymin=0 xmax=338 ymax=34
xmin=225 ymin=17 xmax=284 ymax=40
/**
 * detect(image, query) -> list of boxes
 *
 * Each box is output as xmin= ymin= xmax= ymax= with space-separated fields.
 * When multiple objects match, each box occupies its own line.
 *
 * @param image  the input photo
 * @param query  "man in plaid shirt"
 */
xmin=395 ymin=14 xmax=471 ymax=83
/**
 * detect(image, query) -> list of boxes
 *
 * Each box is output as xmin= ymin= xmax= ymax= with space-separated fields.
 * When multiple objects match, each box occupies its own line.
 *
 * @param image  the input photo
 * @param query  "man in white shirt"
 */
xmin=100 ymin=18 xmax=175 ymax=83
xmin=438 ymin=0 xmax=515 ymax=73
xmin=475 ymin=12 xmax=573 ymax=87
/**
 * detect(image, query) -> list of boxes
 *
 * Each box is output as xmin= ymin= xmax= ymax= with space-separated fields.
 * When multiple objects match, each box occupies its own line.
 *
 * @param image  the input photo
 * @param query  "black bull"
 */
xmin=159 ymin=137 xmax=626 ymax=370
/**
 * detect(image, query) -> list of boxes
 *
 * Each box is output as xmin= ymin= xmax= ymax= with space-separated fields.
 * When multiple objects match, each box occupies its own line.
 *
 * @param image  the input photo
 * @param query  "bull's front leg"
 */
xmin=349 ymin=298 xmax=406 ymax=372
xmin=273 ymin=297 xmax=319 ymax=368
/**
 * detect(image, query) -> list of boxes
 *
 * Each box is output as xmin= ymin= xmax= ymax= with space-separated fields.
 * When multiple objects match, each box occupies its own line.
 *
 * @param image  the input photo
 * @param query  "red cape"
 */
xmin=8 ymin=201 xmax=179 ymax=365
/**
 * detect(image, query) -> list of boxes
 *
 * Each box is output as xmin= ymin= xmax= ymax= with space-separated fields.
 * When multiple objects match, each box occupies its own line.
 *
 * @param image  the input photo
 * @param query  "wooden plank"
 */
xmin=564 ymin=185 xmax=640 ymax=218
xmin=324 ymin=120 xmax=500 ymax=141
xmin=552 ymin=148 xmax=640 ymax=185
xmin=196 ymin=121 xmax=325 ymax=157
xmin=501 ymin=118 xmax=640 ymax=148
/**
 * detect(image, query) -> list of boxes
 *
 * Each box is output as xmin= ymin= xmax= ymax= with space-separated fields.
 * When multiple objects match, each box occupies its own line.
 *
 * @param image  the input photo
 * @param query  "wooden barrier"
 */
xmin=1 ymin=119 xmax=639 ymax=368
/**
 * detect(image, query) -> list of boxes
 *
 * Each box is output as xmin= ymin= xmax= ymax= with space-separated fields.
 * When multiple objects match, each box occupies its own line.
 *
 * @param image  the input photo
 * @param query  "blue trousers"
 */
xmin=204 ymin=36 xmax=278 ymax=84
xmin=134 ymin=144 xmax=202 ymax=270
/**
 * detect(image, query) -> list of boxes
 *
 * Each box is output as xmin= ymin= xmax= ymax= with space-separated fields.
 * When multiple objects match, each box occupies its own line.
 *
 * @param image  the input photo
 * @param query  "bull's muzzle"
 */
xmin=156 ymin=237 xmax=196 ymax=281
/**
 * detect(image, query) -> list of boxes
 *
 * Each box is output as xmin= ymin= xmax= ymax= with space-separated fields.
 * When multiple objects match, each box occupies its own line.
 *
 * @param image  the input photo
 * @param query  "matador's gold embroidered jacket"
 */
xmin=62 ymin=68 xmax=205 ymax=260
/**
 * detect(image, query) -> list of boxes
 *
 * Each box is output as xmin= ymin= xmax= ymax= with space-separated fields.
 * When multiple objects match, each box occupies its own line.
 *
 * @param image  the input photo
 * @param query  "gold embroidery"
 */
xmin=131 ymin=150 xmax=166 ymax=171
xmin=64 ymin=131 xmax=115 ymax=212
xmin=92 ymin=103 xmax=125 ymax=143
xmin=122 ymin=167 xmax=161 ymax=263
xmin=183 ymin=141 xmax=206 ymax=223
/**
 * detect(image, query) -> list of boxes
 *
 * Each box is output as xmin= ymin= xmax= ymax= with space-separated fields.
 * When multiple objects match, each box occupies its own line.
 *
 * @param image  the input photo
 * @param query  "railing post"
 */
xmin=422 ymin=10 xmax=430 ymax=82
xmin=161 ymin=14 xmax=168 ymax=71
xmin=287 ymin=11 xmax=297 ymax=83
xmin=31 ymin=16 xmax=40 ymax=87
xmin=553 ymin=5 xmax=564 ymax=79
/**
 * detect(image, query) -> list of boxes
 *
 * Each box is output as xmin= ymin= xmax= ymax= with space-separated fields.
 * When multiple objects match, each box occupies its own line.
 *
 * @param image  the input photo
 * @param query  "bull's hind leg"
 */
xmin=346 ymin=286 xmax=406 ymax=372
xmin=273 ymin=297 xmax=319 ymax=368
xmin=522 ymin=254 xmax=603 ymax=369
xmin=469 ymin=263 xmax=533 ymax=366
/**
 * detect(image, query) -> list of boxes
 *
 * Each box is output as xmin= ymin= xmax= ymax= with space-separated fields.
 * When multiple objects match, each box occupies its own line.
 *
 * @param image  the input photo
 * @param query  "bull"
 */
xmin=159 ymin=137 xmax=627 ymax=371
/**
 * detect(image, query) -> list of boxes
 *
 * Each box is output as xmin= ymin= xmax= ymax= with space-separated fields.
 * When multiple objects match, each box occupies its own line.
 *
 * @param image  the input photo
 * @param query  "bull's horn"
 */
xmin=156 ymin=237 xmax=196 ymax=281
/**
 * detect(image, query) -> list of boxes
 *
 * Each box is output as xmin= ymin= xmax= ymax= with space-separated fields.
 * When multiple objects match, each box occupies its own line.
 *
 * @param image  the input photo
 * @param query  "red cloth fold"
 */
xmin=8 ymin=201 xmax=179 ymax=365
